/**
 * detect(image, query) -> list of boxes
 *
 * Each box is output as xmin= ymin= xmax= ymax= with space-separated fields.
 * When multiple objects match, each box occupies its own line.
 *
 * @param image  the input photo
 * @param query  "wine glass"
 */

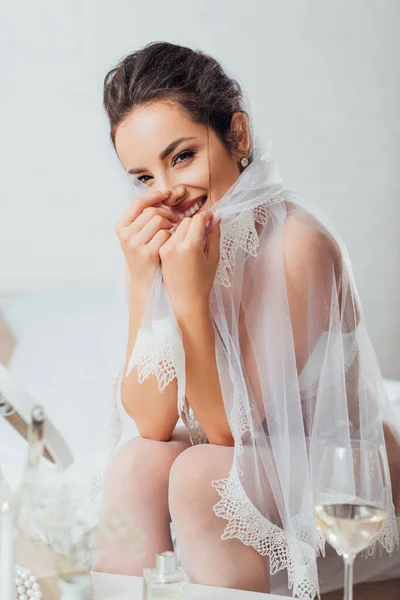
xmin=313 ymin=440 xmax=390 ymax=600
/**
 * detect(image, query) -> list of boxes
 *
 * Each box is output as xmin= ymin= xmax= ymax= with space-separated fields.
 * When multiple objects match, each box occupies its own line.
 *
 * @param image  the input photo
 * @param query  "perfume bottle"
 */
xmin=143 ymin=551 xmax=189 ymax=599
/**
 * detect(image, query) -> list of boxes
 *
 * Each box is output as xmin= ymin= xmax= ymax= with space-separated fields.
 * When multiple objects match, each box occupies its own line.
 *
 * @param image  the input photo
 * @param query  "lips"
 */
xmin=172 ymin=195 xmax=207 ymax=218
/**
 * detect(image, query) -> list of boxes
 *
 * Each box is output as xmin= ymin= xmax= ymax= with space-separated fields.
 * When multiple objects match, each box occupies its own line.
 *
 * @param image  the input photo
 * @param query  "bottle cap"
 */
xmin=156 ymin=551 xmax=178 ymax=576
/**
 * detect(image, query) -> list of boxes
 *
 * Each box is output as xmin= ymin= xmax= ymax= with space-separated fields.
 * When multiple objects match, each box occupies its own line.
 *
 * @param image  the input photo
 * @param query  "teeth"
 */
xmin=182 ymin=198 xmax=205 ymax=219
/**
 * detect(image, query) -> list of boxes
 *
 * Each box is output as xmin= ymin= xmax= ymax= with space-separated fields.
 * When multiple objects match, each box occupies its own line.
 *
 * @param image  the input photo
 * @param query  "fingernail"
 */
xmin=160 ymin=189 xmax=171 ymax=195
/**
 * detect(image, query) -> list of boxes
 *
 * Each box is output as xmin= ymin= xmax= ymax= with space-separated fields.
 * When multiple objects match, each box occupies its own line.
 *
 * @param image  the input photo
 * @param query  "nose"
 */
xmin=161 ymin=185 xmax=187 ymax=207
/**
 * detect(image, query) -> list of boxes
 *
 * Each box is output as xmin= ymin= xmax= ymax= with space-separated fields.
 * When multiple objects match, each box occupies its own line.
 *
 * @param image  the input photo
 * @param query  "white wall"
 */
xmin=0 ymin=0 xmax=399 ymax=376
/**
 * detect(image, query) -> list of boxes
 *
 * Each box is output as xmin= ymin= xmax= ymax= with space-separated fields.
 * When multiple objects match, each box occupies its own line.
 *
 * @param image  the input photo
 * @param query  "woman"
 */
xmin=93 ymin=42 xmax=400 ymax=598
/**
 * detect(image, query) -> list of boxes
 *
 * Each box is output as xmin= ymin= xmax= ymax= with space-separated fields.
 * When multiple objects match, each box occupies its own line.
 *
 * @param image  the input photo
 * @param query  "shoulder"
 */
xmin=282 ymin=205 xmax=341 ymax=279
xmin=280 ymin=207 xmax=344 ymax=356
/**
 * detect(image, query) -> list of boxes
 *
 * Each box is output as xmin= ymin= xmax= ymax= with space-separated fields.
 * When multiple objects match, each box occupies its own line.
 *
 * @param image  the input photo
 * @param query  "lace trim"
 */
xmin=127 ymin=318 xmax=182 ymax=391
xmin=180 ymin=400 xmax=209 ymax=445
xmin=216 ymin=196 xmax=284 ymax=288
xmin=126 ymin=199 xmax=283 ymax=406
xmin=223 ymin=387 xmax=398 ymax=595
xmin=229 ymin=389 xmax=256 ymax=455
xmin=216 ymin=211 xmax=259 ymax=287
xmin=127 ymin=316 xmax=186 ymax=414
xmin=364 ymin=514 xmax=399 ymax=557
xmin=212 ymin=473 xmax=321 ymax=600
xmin=219 ymin=381 xmax=326 ymax=600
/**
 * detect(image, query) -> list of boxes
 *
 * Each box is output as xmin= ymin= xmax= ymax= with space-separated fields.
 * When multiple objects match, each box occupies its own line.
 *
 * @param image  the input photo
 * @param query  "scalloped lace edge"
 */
xmin=212 ymin=473 xmax=322 ymax=600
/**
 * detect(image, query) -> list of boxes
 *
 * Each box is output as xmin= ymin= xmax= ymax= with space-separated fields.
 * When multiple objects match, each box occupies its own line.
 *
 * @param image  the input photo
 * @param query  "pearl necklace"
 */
xmin=15 ymin=564 xmax=42 ymax=599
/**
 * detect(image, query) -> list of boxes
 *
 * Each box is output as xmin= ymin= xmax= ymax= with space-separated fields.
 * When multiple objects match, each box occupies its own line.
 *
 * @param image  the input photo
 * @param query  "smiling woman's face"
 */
xmin=114 ymin=99 xmax=247 ymax=219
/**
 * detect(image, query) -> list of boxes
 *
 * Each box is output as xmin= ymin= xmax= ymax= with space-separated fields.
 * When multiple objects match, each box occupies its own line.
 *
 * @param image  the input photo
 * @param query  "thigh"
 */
xmin=169 ymin=443 xmax=234 ymax=482
xmin=168 ymin=443 xmax=234 ymax=516
xmin=168 ymin=444 xmax=270 ymax=593
xmin=103 ymin=426 xmax=192 ymax=503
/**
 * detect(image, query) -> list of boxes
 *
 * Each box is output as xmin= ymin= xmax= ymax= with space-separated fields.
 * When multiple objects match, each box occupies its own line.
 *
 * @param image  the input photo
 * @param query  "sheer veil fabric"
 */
xmin=104 ymin=138 xmax=399 ymax=599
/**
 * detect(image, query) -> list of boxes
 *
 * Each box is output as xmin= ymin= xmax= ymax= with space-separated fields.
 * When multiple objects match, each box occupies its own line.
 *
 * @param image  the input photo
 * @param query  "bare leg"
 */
xmin=92 ymin=427 xmax=191 ymax=575
xmin=168 ymin=444 xmax=270 ymax=593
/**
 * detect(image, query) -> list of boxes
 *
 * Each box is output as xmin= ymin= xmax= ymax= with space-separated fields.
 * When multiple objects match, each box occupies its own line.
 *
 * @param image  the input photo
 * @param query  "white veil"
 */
xmin=100 ymin=136 xmax=399 ymax=599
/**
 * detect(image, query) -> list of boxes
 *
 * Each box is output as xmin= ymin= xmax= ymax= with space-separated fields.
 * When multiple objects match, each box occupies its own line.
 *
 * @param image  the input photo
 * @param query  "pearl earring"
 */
xmin=240 ymin=156 xmax=249 ymax=169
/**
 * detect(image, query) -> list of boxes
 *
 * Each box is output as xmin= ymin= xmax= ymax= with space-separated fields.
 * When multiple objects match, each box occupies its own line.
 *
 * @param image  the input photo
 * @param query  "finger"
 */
xmin=116 ymin=188 xmax=172 ymax=229
xmin=205 ymin=219 xmax=221 ymax=261
xmin=147 ymin=228 xmax=171 ymax=253
xmin=169 ymin=217 xmax=192 ymax=245
xmin=136 ymin=216 xmax=178 ymax=244
xmin=186 ymin=211 xmax=213 ymax=246
xmin=128 ymin=206 xmax=179 ymax=234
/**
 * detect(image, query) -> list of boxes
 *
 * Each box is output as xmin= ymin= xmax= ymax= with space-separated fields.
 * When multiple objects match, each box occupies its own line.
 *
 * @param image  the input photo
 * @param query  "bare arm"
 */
xmin=160 ymin=212 xmax=234 ymax=446
xmin=115 ymin=188 xmax=180 ymax=441
xmin=120 ymin=279 xmax=179 ymax=441
xmin=177 ymin=304 xmax=234 ymax=446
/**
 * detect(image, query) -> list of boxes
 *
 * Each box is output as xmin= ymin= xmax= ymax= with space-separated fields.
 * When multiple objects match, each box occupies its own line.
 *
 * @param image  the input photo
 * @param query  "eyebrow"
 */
xmin=127 ymin=136 xmax=197 ymax=175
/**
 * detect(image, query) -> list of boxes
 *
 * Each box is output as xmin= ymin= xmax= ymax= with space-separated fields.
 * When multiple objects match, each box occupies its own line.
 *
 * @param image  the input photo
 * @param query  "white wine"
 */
xmin=314 ymin=503 xmax=387 ymax=555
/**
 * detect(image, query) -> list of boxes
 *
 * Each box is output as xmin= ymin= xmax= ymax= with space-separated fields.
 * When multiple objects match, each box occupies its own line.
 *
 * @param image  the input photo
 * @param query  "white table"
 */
xmin=91 ymin=573 xmax=292 ymax=599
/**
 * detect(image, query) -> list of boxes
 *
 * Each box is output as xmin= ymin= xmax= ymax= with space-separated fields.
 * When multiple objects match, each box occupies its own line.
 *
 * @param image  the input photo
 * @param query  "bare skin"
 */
xmin=114 ymin=97 xmax=400 ymax=499
xmin=93 ymin=99 xmax=400 ymax=592
xmin=114 ymin=100 xmax=250 ymax=445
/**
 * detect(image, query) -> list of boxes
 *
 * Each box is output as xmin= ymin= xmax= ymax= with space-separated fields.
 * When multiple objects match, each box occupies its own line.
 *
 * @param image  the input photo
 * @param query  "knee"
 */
xmin=108 ymin=436 xmax=182 ymax=489
xmin=168 ymin=445 xmax=214 ymax=507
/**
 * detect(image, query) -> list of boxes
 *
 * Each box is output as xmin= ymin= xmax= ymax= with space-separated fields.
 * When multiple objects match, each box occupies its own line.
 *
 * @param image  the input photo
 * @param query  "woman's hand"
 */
xmin=114 ymin=189 xmax=179 ymax=293
xmin=159 ymin=211 xmax=221 ymax=319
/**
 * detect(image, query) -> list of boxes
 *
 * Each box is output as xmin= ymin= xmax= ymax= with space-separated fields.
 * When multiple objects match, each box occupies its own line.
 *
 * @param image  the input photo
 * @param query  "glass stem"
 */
xmin=342 ymin=553 xmax=355 ymax=600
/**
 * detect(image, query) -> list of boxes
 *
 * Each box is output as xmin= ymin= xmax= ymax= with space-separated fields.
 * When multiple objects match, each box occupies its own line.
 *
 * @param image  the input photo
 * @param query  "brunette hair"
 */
xmin=103 ymin=41 xmax=252 ymax=160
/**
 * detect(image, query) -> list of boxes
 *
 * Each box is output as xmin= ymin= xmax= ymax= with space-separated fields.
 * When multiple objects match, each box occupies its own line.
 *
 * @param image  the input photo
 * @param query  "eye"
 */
xmin=136 ymin=149 xmax=196 ymax=183
xmin=173 ymin=149 xmax=196 ymax=166
xmin=137 ymin=174 xmax=152 ymax=184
